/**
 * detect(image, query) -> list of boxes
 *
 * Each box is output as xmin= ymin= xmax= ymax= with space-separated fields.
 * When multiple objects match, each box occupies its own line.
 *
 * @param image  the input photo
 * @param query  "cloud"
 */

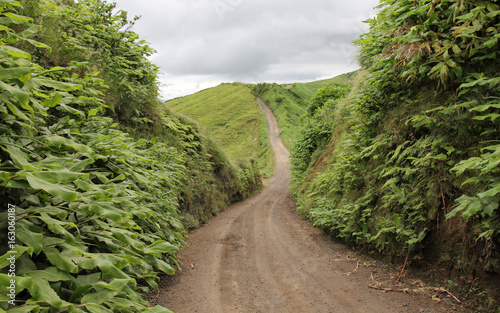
xmin=112 ymin=0 xmax=379 ymax=98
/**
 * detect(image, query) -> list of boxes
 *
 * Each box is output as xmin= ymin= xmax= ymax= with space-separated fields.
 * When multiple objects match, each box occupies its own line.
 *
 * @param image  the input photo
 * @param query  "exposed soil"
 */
xmin=150 ymin=99 xmax=466 ymax=312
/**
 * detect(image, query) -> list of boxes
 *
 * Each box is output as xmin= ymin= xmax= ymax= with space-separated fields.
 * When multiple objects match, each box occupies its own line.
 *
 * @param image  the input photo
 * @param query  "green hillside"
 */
xmin=250 ymin=72 xmax=352 ymax=150
xmin=250 ymin=83 xmax=306 ymax=149
xmin=166 ymin=84 xmax=274 ymax=177
xmin=164 ymin=73 xmax=354 ymax=177
xmin=287 ymin=71 xmax=356 ymax=101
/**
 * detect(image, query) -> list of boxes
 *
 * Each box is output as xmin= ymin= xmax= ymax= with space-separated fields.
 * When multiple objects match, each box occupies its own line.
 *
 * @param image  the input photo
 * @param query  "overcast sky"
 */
xmin=111 ymin=0 xmax=379 ymax=99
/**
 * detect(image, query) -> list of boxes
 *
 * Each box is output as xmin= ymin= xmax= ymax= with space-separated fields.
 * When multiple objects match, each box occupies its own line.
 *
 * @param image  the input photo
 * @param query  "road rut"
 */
xmin=152 ymin=99 xmax=458 ymax=313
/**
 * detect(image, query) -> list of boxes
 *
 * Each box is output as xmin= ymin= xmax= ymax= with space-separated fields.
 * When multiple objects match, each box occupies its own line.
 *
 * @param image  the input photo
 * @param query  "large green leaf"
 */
xmin=85 ymin=304 xmax=113 ymax=313
xmin=26 ymin=172 xmax=77 ymax=202
xmin=0 ymin=246 xmax=33 ymax=269
xmin=26 ymin=267 xmax=74 ymax=283
xmin=107 ymin=297 xmax=149 ymax=311
xmin=31 ymin=77 xmax=81 ymax=91
xmin=67 ymin=159 xmax=91 ymax=172
xmin=16 ymin=221 xmax=43 ymax=255
xmin=0 ymin=274 xmax=33 ymax=294
xmin=69 ymin=284 xmax=92 ymax=303
xmin=110 ymin=228 xmax=145 ymax=251
xmin=38 ymin=213 xmax=77 ymax=243
xmin=2 ymin=97 xmax=30 ymax=121
xmin=3 ymin=12 xmax=32 ymax=23
xmin=473 ymin=113 xmax=500 ymax=122
xmin=7 ymin=305 xmax=40 ymax=313
xmin=44 ymin=247 xmax=79 ymax=274
xmin=32 ymin=206 xmax=68 ymax=219
xmin=76 ymin=273 xmax=102 ymax=286
xmin=89 ymin=203 xmax=127 ymax=223
xmin=58 ymin=103 xmax=86 ymax=119
xmin=146 ymin=240 xmax=178 ymax=254
xmin=16 ymin=254 xmax=37 ymax=275
xmin=0 ymin=81 xmax=30 ymax=106
xmin=0 ymin=144 xmax=38 ymax=171
xmin=41 ymin=92 xmax=63 ymax=108
xmin=0 ymin=67 xmax=34 ymax=80
xmin=30 ymin=171 xmax=88 ymax=184
xmin=45 ymin=135 xmax=92 ymax=153
xmin=88 ymin=254 xmax=130 ymax=279
xmin=451 ymin=157 xmax=482 ymax=175
xmin=152 ymin=257 xmax=175 ymax=275
xmin=25 ymin=38 xmax=50 ymax=50
xmin=479 ymin=182 xmax=500 ymax=199
xmin=27 ymin=279 xmax=63 ymax=308
xmin=81 ymin=278 xmax=131 ymax=305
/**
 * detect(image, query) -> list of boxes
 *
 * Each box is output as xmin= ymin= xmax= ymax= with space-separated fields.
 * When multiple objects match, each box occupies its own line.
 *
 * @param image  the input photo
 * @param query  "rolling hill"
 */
xmin=166 ymin=83 xmax=274 ymax=177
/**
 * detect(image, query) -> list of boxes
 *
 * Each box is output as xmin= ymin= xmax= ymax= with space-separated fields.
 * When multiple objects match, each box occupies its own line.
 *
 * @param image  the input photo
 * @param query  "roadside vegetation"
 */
xmin=285 ymin=1 xmax=499 ymax=310
xmin=0 ymin=1 xmax=261 ymax=312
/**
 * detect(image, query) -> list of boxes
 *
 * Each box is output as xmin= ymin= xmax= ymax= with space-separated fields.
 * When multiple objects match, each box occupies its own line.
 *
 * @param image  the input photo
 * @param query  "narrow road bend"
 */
xmin=152 ymin=98 xmax=458 ymax=313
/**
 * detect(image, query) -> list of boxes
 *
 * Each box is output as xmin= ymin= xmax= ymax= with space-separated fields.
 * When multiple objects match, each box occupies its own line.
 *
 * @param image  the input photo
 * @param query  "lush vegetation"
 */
xmin=0 ymin=0 xmax=261 ymax=312
xmin=289 ymin=0 xmax=499 ymax=308
xmin=251 ymin=83 xmax=306 ymax=149
xmin=21 ymin=0 xmax=160 ymax=126
xmin=289 ymin=83 xmax=351 ymax=179
xmin=250 ymin=74 xmax=352 ymax=150
xmin=2 ymin=0 xmax=498 ymax=310
xmin=287 ymin=71 xmax=356 ymax=103
xmin=166 ymin=83 xmax=274 ymax=177
xmin=155 ymin=107 xmax=262 ymax=230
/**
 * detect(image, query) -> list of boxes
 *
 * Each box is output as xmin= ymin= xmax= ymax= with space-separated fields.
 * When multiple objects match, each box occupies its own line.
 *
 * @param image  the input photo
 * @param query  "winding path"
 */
xmin=152 ymin=99 xmax=457 ymax=313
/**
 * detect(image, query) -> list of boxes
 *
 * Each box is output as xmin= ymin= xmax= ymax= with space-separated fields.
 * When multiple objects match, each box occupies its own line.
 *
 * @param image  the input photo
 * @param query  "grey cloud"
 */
xmin=113 ymin=0 xmax=378 ymax=97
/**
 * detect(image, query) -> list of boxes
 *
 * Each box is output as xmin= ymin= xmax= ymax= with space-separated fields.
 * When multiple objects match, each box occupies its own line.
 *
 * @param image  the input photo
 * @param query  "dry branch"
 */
xmin=368 ymin=285 xmax=461 ymax=303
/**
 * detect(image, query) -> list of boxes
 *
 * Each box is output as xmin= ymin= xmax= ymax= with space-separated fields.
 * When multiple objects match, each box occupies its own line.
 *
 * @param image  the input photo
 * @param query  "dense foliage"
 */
xmin=0 ymin=0 xmax=261 ymax=311
xmin=21 ymin=0 xmax=160 ymax=124
xmin=290 ymin=84 xmax=350 ymax=178
xmin=290 ymin=0 xmax=499 ymax=302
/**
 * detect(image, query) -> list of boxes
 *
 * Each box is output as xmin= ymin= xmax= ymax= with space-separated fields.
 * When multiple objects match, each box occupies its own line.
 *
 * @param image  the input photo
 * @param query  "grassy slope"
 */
xmin=253 ymin=84 xmax=306 ymax=149
xmin=164 ymin=73 xmax=354 ymax=175
xmin=252 ymin=72 xmax=353 ymax=149
xmin=288 ymin=71 xmax=356 ymax=101
xmin=166 ymin=83 xmax=274 ymax=177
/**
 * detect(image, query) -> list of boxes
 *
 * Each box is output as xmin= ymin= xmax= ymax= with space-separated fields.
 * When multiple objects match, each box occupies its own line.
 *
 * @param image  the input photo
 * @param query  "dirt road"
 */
xmin=152 ymin=99 xmax=459 ymax=312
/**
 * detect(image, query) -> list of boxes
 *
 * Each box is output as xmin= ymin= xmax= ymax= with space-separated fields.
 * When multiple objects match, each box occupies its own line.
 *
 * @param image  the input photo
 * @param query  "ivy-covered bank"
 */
xmin=0 ymin=1 xmax=261 ymax=312
xmin=291 ymin=0 xmax=499 ymax=308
